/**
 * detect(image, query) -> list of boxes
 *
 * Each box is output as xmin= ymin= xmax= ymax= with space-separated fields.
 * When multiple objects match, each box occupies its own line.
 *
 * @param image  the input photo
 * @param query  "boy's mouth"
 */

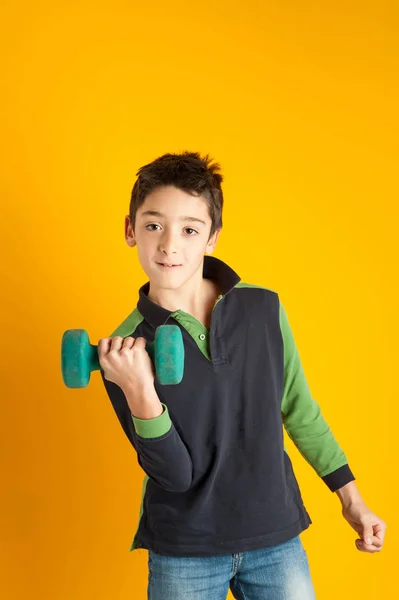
xmin=156 ymin=262 xmax=182 ymax=269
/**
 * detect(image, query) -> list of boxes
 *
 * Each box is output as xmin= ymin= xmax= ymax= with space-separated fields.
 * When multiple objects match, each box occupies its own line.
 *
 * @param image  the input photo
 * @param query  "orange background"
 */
xmin=1 ymin=1 xmax=398 ymax=598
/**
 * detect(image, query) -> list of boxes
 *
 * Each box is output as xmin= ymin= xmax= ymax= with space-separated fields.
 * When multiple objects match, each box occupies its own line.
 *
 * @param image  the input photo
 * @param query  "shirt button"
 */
xmin=199 ymin=333 xmax=206 ymax=341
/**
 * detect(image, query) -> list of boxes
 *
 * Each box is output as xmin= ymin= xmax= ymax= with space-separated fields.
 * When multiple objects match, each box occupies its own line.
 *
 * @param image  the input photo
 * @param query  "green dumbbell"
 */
xmin=61 ymin=325 xmax=184 ymax=388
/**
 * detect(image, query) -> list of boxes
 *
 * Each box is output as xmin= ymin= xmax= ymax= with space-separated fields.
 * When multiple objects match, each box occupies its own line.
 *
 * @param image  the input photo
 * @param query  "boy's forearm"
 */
xmin=335 ymin=480 xmax=364 ymax=507
xmin=101 ymin=372 xmax=192 ymax=492
xmin=122 ymin=382 xmax=164 ymax=420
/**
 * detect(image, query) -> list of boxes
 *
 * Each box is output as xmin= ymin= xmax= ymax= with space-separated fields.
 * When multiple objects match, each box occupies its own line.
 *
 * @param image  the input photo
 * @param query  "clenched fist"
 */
xmin=98 ymin=335 xmax=155 ymax=392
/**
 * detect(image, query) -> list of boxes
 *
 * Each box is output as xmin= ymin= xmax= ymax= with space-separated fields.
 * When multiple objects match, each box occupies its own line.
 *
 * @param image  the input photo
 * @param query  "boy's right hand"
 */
xmin=98 ymin=336 xmax=155 ymax=392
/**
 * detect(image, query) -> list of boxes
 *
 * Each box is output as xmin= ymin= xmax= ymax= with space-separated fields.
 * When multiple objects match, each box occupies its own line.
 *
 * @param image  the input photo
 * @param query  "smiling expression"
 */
xmin=125 ymin=185 xmax=222 ymax=291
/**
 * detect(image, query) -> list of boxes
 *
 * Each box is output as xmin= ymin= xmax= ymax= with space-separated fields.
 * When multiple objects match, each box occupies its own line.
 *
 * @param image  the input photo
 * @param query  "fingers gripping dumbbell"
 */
xmin=61 ymin=325 xmax=184 ymax=388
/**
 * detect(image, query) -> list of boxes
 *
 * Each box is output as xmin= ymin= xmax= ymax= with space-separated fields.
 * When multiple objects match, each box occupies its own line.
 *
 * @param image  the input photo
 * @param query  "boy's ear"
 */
xmin=125 ymin=215 xmax=137 ymax=248
xmin=206 ymin=227 xmax=222 ymax=255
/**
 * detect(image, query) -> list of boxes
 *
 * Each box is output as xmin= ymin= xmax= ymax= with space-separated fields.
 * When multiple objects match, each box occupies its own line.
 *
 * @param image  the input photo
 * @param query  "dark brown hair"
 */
xmin=129 ymin=151 xmax=224 ymax=239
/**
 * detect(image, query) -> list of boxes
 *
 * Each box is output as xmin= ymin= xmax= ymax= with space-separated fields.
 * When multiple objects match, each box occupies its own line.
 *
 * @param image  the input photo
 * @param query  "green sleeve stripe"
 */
xmin=129 ymin=474 xmax=149 ymax=551
xmin=279 ymin=300 xmax=348 ymax=477
xmin=132 ymin=403 xmax=172 ymax=438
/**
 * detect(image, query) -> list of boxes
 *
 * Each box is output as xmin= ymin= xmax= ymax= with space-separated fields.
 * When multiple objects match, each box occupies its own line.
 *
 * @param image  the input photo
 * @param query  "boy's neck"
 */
xmin=147 ymin=275 xmax=221 ymax=329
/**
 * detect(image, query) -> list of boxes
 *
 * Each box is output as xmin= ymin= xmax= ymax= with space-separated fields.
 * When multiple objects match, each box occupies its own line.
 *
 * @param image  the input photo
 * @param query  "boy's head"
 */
xmin=125 ymin=151 xmax=224 ymax=292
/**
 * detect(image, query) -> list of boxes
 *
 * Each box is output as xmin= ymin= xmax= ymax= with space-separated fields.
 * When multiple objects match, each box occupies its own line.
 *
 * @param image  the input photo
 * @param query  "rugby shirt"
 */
xmin=100 ymin=255 xmax=355 ymax=556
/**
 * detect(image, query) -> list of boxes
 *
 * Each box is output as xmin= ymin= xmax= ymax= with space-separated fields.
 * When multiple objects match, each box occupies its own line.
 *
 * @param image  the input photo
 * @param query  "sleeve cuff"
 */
xmin=131 ymin=403 xmax=172 ymax=438
xmin=321 ymin=463 xmax=356 ymax=492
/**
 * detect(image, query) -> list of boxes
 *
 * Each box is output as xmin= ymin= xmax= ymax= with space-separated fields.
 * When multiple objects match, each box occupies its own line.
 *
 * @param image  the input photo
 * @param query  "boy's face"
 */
xmin=125 ymin=185 xmax=221 ymax=291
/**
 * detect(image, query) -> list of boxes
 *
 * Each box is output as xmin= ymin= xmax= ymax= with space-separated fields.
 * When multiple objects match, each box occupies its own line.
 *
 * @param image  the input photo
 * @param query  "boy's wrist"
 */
xmin=130 ymin=402 xmax=164 ymax=420
xmin=122 ymin=382 xmax=163 ymax=419
xmin=335 ymin=480 xmax=363 ymax=508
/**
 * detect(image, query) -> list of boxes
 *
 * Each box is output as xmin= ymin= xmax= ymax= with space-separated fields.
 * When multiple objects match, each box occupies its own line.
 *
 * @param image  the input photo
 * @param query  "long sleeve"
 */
xmin=100 ymin=370 xmax=193 ymax=492
xmin=279 ymin=299 xmax=355 ymax=492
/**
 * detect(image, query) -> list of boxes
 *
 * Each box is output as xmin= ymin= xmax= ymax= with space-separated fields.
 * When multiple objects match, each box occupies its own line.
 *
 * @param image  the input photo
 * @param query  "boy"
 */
xmin=98 ymin=151 xmax=386 ymax=600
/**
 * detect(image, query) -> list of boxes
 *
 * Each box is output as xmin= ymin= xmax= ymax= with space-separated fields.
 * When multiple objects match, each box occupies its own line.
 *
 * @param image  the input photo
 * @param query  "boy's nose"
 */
xmin=160 ymin=235 xmax=178 ymax=254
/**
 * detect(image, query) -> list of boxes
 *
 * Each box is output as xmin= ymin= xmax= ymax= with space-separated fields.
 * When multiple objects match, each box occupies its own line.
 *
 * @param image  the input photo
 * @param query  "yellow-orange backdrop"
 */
xmin=1 ymin=1 xmax=398 ymax=598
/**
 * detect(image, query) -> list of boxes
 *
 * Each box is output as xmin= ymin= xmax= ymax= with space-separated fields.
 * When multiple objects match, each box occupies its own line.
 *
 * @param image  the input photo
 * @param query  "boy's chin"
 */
xmin=148 ymin=269 xmax=188 ymax=289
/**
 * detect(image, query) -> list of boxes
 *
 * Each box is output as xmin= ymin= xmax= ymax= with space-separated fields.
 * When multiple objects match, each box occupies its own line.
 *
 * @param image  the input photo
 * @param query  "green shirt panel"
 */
xmin=279 ymin=301 xmax=348 ymax=477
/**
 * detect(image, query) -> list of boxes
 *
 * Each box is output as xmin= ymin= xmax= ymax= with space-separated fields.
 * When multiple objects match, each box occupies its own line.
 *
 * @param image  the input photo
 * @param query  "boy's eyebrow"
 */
xmin=140 ymin=210 xmax=206 ymax=226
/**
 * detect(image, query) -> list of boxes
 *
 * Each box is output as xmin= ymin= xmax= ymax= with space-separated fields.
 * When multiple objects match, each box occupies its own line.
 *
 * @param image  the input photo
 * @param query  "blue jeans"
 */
xmin=147 ymin=535 xmax=316 ymax=599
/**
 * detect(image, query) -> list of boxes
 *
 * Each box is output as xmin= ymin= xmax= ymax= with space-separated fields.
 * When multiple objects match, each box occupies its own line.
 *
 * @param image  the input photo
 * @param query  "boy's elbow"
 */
xmin=164 ymin=481 xmax=191 ymax=493
xmin=155 ymin=465 xmax=193 ymax=493
xmin=173 ymin=476 xmax=192 ymax=493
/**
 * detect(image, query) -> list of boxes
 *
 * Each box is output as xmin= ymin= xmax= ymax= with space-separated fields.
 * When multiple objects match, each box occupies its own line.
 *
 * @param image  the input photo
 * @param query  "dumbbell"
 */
xmin=61 ymin=325 xmax=184 ymax=388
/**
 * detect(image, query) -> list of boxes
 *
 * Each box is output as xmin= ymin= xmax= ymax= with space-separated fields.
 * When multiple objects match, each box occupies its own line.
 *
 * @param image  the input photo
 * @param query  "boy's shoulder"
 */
xmin=109 ymin=306 xmax=144 ymax=338
xmin=232 ymin=281 xmax=285 ymax=319
xmin=234 ymin=281 xmax=278 ymax=294
xmin=233 ymin=281 xmax=280 ymax=303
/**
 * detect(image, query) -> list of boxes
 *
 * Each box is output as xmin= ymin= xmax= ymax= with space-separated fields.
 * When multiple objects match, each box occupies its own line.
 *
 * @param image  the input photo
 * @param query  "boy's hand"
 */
xmin=342 ymin=501 xmax=386 ymax=553
xmin=98 ymin=336 xmax=155 ymax=392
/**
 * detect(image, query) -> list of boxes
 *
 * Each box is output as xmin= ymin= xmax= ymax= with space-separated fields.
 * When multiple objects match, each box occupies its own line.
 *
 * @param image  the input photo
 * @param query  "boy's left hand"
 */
xmin=342 ymin=502 xmax=386 ymax=553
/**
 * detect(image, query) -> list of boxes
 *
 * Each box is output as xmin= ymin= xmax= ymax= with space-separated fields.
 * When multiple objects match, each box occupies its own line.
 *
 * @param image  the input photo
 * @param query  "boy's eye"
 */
xmin=145 ymin=224 xmax=198 ymax=235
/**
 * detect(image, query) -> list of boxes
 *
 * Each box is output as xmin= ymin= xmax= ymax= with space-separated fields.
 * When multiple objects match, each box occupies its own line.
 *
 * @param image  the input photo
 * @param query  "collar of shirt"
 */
xmin=137 ymin=255 xmax=241 ymax=329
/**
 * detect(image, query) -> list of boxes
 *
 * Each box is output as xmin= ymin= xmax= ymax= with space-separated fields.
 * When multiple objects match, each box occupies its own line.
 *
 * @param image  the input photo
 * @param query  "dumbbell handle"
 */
xmin=86 ymin=338 xmax=155 ymax=374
